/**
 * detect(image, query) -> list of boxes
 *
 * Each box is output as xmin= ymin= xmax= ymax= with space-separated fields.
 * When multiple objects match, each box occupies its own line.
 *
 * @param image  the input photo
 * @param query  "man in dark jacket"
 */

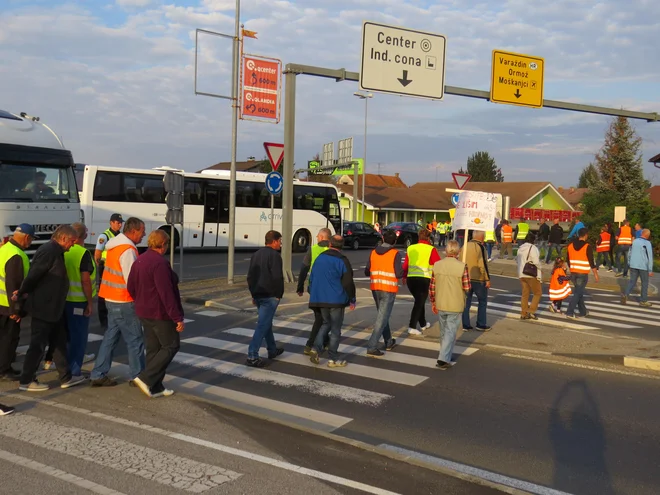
xmin=537 ymin=219 xmax=550 ymax=259
xmin=307 ymin=235 xmax=356 ymax=368
xmin=128 ymin=230 xmax=183 ymax=399
xmin=246 ymin=230 xmax=284 ymax=368
xmin=15 ymin=225 xmax=86 ymax=392
xmin=545 ymin=219 xmax=564 ymax=264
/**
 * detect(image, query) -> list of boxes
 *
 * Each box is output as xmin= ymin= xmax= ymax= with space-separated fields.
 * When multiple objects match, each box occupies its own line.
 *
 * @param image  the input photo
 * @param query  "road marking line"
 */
xmin=184 ymin=318 xmax=195 ymax=323
xmin=182 ymin=336 xmax=428 ymax=386
xmin=173 ymin=352 xmax=392 ymax=406
xmin=584 ymin=300 xmax=660 ymax=316
xmin=489 ymin=288 xmax=507 ymax=292
xmin=485 ymin=344 xmax=553 ymax=356
xmin=502 ymin=353 xmax=660 ymax=380
xmin=195 ymin=310 xmax=226 ymax=317
xmin=0 ymin=448 xmax=128 ymax=495
xmin=0 ymin=415 xmax=242 ymax=492
xmin=378 ymin=444 xmax=572 ymax=495
xmin=472 ymin=302 xmax=601 ymax=330
xmin=225 ymin=328 xmax=441 ymax=369
xmin=17 ymin=333 xmax=103 ymax=356
xmin=0 ymin=394 xmax=399 ymax=495
xmin=272 ymin=318 xmax=479 ymax=356
xmin=500 ymin=301 xmax=642 ymax=328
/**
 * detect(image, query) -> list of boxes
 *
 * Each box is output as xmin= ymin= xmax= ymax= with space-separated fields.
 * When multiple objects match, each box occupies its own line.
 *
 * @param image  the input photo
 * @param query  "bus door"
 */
xmin=203 ymin=184 xmax=229 ymax=247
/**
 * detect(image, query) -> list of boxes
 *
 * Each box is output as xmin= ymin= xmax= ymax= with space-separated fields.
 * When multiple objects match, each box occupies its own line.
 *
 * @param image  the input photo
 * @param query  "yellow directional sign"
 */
xmin=490 ymin=50 xmax=544 ymax=108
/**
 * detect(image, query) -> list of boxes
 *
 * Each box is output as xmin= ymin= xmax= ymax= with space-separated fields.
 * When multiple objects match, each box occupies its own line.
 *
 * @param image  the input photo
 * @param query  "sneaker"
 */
xmin=422 ymin=322 xmax=432 ymax=330
xmin=0 ymin=403 xmax=15 ymax=416
xmin=408 ymin=328 xmax=423 ymax=336
xmin=132 ymin=377 xmax=152 ymax=397
xmin=527 ymin=314 xmax=539 ymax=321
xmin=385 ymin=339 xmax=398 ymax=351
xmin=83 ymin=353 xmax=95 ymax=364
xmin=328 ymin=360 xmax=347 ymax=368
xmin=607 ymin=268 xmax=613 ymax=272
xmin=615 ymin=273 xmax=623 ymax=278
xmin=366 ymin=349 xmax=384 ymax=358
xmin=520 ymin=314 xmax=530 ymax=320
xmin=0 ymin=369 xmax=21 ymax=381
xmin=565 ymin=314 xmax=580 ymax=320
xmin=463 ymin=326 xmax=473 ymax=331
xmin=303 ymin=346 xmax=313 ymax=356
xmin=620 ymin=295 xmax=627 ymax=305
xmin=309 ymin=349 xmax=320 ymax=365
xmin=268 ymin=347 xmax=284 ymax=359
xmin=42 ymin=361 xmax=55 ymax=371
xmin=90 ymin=376 xmax=117 ymax=387
xmin=151 ymin=389 xmax=175 ymax=398
xmin=548 ymin=305 xmax=557 ymax=314
xmin=476 ymin=326 xmax=491 ymax=332
xmin=640 ymin=301 xmax=653 ymax=307
xmin=436 ymin=360 xmax=451 ymax=370
xmin=246 ymin=357 xmax=265 ymax=368
xmin=61 ymin=375 xmax=87 ymax=389
xmin=19 ymin=381 xmax=49 ymax=392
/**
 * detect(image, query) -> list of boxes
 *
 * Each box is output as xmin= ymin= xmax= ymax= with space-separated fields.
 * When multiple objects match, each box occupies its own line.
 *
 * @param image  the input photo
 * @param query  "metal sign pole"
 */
xmin=353 ymin=161 xmax=358 ymax=221
xmin=179 ymin=223 xmax=184 ymax=280
xmin=170 ymin=227 xmax=175 ymax=268
xmin=227 ymin=0 xmax=241 ymax=285
xmin=281 ymin=70 xmax=296 ymax=282
xmin=270 ymin=194 xmax=275 ymax=231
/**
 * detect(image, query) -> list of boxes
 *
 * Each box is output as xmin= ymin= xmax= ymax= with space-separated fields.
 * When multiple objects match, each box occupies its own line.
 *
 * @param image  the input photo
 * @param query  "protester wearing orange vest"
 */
xmin=500 ymin=220 xmax=514 ymax=260
xmin=615 ymin=219 xmax=633 ymax=278
xmin=565 ymin=228 xmax=599 ymax=319
xmin=548 ymin=257 xmax=571 ymax=314
xmin=90 ymin=217 xmax=146 ymax=387
xmin=595 ymin=225 xmax=612 ymax=271
xmin=364 ymin=230 xmax=405 ymax=357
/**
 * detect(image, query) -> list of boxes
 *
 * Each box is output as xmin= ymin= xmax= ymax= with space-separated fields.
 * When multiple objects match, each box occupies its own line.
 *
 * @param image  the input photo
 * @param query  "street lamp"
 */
xmin=354 ymin=91 xmax=373 ymax=223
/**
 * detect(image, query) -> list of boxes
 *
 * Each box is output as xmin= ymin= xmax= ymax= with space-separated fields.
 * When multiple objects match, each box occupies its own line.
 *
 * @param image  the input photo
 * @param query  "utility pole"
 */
xmin=354 ymin=92 xmax=373 ymax=223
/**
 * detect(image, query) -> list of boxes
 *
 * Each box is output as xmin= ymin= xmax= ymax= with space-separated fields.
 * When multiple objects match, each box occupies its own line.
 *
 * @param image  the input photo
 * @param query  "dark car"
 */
xmin=383 ymin=222 xmax=421 ymax=248
xmin=342 ymin=222 xmax=383 ymax=250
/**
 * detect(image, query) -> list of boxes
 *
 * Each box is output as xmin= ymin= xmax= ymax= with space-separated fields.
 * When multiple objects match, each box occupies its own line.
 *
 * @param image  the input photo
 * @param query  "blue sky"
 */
xmin=1 ymin=0 xmax=659 ymax=187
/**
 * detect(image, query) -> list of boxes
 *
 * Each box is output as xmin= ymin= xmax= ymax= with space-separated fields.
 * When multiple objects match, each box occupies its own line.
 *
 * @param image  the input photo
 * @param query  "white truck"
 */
xmin=0 ymin=110 xmax=81 ymax=255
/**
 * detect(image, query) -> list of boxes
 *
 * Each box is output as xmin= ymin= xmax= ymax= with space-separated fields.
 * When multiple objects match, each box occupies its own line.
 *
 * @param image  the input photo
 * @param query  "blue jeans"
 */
xmin=596 ymin=252 xmax=610 ymax=269
xmin=486 ymin=242 xmax=493 ymax=259
xmin=368 ymin=291 xmax=396 ymax=352
xmin=91 ymin=301 xmax=145 ymax=380
xmin=566 ymin=274 xmax=588 ymax=317
xmin=462 ymin=281 xmax=488 ymax=328
xmin=615 ymin=246 xmax=630 ymax=275
xmin=536 ymin=240 xmax=548 ymax=258
xmin=438 ymin=311 xmax=461 ymax=363
xmin=545 ymin=243 xmax=562 ymax=264
xmin=315 ymin=307 xmax=345 ymax=360
xmin=624 ymin=268 xmax=649 ymax=302
xmin=248 ymin=297 xmax=279 ymax=359
xmin=65 ymin=301 xmax=90 ymax=377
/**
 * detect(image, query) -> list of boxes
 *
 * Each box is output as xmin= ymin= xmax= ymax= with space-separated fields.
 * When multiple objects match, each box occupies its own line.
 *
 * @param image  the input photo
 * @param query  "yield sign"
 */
xmin=263 ymin=142 xmax=284 ymax=171
xmin=452 ymin=173 xmax=472 ymax=190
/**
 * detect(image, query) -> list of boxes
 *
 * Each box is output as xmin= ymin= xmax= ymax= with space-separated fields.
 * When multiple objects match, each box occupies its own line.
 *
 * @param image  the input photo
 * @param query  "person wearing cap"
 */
xmin=0 ymin=224 xmax=34 ymax=382
xmin=94 ymin=214 xmax=124 ymax=330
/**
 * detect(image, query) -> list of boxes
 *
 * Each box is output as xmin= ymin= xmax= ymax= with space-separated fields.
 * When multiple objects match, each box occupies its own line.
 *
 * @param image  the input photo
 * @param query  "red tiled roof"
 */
xmin=411 ymin=181 xmax=558 ymax=208
xmin=198 ymin=160 xmax=263 ymax=173
xmin=338 ymin=173 xmax=407 ymax=189
xmin=338 ymin=184 xmax=452 ymax=211
xmin=556 ymin=187 xmax=587 ymax=207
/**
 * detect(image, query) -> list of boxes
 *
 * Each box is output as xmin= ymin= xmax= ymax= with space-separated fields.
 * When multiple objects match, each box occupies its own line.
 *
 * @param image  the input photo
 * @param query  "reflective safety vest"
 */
xmin=596 ymin=232 xmax=611 ymax=253
xmin=100 ymin=229 xmax=117 ymax=261
xmin=502 ymin=225 xmax=513 ymax=242
xmin=369 ymin=249 xmax=399 ymax=293
xmin=407 ymin=243 xmax=435 ymax=279
xmin=310 ymin=244 xmax=329 ymax=269
xmin=0 ymin=242 xmax=29 ymax=307
xmin=516 ymin=222 xmax=529 ymax=240
xmin=549 ymin=267 xmax=572 ymax=301
xmin=64 ymin=244 xmax=97 ymax=303
xmin=437 ymin=223 xmax=447 ymax=234
xmin=99 ymin=243 xmax=137 ymax=302
xmin=617 ymin=225 xmax=633 ymax=245
xmin=567 ymin=243 xmax=591 ymax=274
xmin=484 ymin=230 xmax=496 ymax=243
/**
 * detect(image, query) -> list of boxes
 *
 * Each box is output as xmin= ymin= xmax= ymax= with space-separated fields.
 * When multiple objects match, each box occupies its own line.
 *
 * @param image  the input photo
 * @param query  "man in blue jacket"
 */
xmin=621 ymin=228 xmax=654 ymax=307
xmin=308 ymin=235 xmax=356 ymax=368
xmin=567 ymin=218 xmax=585 ymax=241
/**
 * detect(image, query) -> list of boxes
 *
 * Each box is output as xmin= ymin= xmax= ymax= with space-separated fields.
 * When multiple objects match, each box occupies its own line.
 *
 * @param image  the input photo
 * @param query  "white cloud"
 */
xmin=116 ymin=0 xmax=154 ymax=7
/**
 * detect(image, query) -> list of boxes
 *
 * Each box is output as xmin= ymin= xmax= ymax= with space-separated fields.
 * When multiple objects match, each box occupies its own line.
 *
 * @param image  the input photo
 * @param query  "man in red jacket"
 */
xmin=127 ymin=230 xmax=184 ymax=398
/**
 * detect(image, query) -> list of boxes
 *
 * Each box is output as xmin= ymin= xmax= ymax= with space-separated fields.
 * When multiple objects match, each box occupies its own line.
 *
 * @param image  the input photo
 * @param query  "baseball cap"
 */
xmin=110 ymin=213 xmax=124 ymax=223
xmin=15 ymin=223 xmax=35 ymax=237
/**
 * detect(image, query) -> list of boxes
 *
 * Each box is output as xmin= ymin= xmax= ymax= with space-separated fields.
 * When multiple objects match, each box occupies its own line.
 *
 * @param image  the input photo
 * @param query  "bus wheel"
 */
xmin=158 ymin=226 xmax=181 ymax=251
xmin=292 ymin=229 xmax=310 ymax=253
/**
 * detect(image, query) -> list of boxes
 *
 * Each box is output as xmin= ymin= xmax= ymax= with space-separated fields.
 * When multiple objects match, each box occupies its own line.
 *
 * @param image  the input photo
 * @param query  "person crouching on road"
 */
xmin=429 ymin=240 xmax=470 ymax=370
xmin=403 ymin=229 xmax=441 ymax=336
xmin=548 ymin=258 xmax=571 ymax=314
xmin=246 ymin=230 xmax=285 ymax=368
xmin=365 ymin=229 xmax=405 ymax=357
xmin=307 ymin=235 xmax=356 ymax=368
xmin=127 ymin=230 xmax=184 ymax=398
xmin=516 ymin=233 xmax=542 ymax=321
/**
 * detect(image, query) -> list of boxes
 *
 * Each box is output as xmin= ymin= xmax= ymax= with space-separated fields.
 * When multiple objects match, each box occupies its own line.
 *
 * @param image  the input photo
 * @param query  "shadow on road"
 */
xmin=549 ymin=380 xmax=614 ymax=495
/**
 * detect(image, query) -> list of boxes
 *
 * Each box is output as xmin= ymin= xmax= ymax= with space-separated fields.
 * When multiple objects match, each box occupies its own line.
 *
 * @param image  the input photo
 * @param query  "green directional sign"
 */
xmin=308 ymin=159 xmax=364 ymax=176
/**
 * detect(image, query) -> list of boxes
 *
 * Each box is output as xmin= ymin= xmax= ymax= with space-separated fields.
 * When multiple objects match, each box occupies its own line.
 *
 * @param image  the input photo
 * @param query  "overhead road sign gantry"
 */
xmin=360 ymin=21 xmax=447 ymax=100
xmin=490 ymin=50 xmax=544 ymax=108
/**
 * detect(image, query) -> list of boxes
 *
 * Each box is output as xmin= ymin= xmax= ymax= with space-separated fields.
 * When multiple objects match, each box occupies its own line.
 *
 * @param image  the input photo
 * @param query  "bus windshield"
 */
xmin=0 ymin=163 xmax=79 ymax=203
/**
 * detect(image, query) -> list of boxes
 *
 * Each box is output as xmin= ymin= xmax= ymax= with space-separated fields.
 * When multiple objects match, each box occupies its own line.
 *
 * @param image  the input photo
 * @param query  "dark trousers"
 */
xmin=137 ymin=318 xmax=180 ymax=393
xmin=20 ymin=316 xmax=71 ymax=385
xmin=566 ymin=274 xmax=588 ymax=317
xmin=407 ymin=277 xmax=430 ymax=329
xmin=0 ymin=315 xmax=21 ymax=374
xmin=306 ymin=308 xmax=329 ymax=348
xmin=97 ymin=263 xmax=108 ymax=330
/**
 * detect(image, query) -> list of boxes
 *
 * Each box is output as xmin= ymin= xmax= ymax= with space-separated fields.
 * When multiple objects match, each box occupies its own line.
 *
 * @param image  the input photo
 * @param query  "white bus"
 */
xmin=0 ymin=110 xmax=81 ymax=255
xmin=78 ymin=165 xmax=341 ymax=252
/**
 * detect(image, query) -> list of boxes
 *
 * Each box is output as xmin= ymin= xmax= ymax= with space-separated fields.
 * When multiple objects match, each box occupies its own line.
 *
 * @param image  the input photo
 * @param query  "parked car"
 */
xmin=342 ymin=222 xmax=383 ymax=250
xmin=383 ymin=222 xmax=421 ymax=248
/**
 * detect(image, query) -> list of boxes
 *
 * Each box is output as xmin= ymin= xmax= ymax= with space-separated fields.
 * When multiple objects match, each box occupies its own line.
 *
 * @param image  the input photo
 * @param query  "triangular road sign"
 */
xmin=263 ymin=142 xmax=284 ymax=171
xmin=452 ymin=172 xmax=472 ymax=190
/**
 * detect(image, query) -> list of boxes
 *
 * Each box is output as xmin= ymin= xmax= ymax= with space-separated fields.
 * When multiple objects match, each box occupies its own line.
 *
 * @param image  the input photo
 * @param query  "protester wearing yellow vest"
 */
xmin=0 ymin=224 xmax=33 ymax=385
xmin=565 ymin=227 xmax=599 ymax=319
xmin=437 ymin=222 xmax=448 ymax=247
xmin=365 ymin=230 xmax=405 ymax=357
xmin=91 ymin=217 xmax=146 ymax=387
xmin=94 ymin=213 xmax=124 ymax=331
xmin=64 ymin=223 xmax=97 ymax=378
xmin=615 ymin=219 xmax=633 ymax=278
xmin=484 ymin=229 xmax=496 ymax=261
xmin=404 ymin=229 xmax=441 ymax=336
xmin=296 ymin=228 xmax=332 ymax=354
xmin=515 ymin=218 xmax=529 ymax=244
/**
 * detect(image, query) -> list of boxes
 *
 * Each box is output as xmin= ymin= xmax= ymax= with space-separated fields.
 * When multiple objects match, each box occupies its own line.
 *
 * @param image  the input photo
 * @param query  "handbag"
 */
xmin=522 ymin=245 xmax=538 ymax=278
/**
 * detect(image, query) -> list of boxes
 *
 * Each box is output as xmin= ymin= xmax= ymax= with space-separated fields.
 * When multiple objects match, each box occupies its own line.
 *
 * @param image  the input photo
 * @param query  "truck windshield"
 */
xmin=0 ymin=163 xmax=79 ymax=203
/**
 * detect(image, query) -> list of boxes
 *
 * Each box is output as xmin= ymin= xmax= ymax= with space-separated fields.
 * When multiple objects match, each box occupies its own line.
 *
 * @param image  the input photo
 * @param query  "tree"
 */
xmin=254 ymin=156 xmax=272 ymax=174
xmin=577 ymin=163 xmax=599 ymax=188
xmin=459 ymin=151 xmax=503 ymax=182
